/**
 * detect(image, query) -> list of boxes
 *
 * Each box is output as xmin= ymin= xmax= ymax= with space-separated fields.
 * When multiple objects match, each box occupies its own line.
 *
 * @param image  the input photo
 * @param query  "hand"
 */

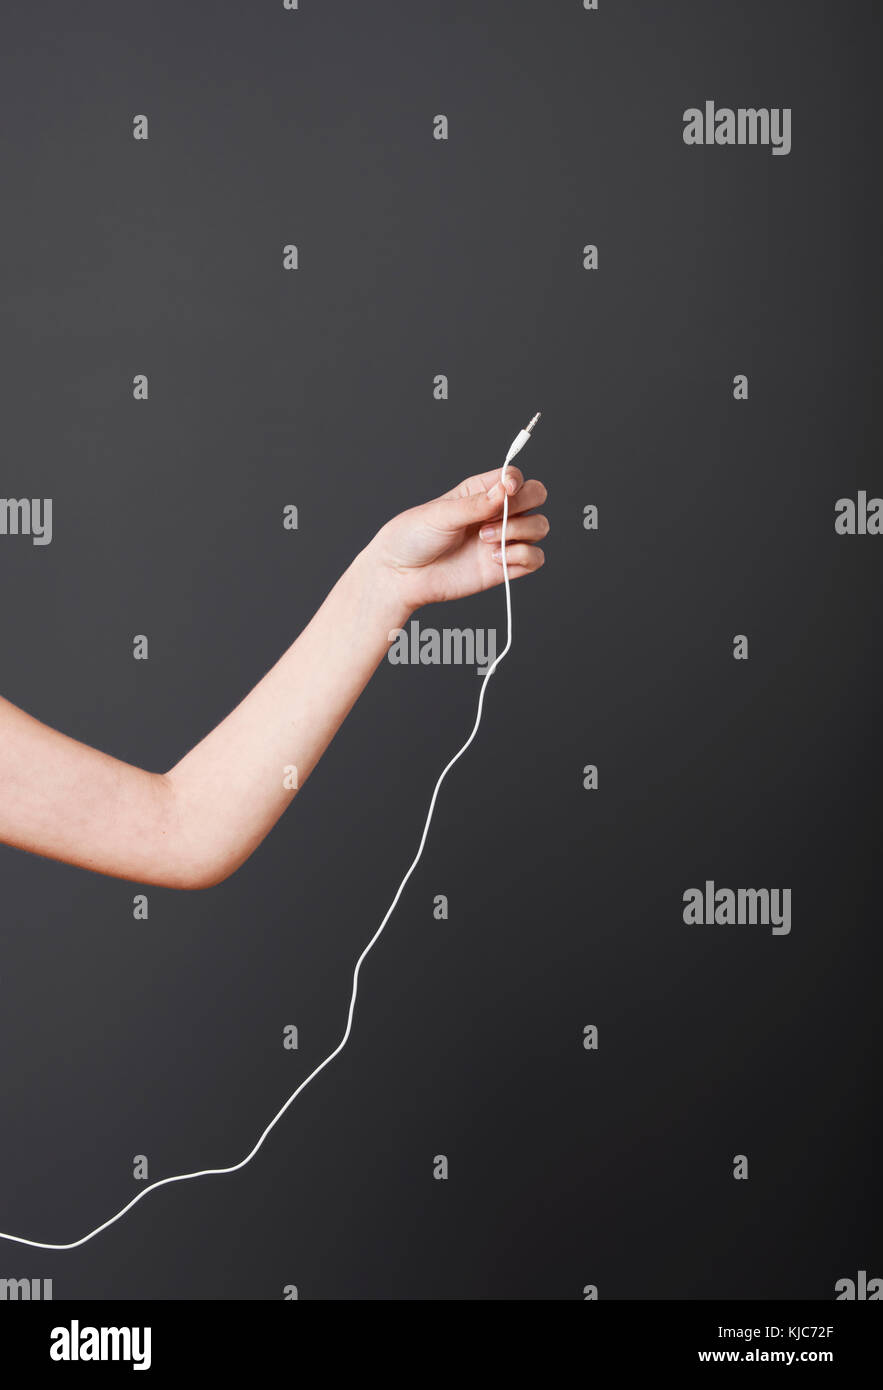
xmin=369 ymin=465 xmax=549 ymax=612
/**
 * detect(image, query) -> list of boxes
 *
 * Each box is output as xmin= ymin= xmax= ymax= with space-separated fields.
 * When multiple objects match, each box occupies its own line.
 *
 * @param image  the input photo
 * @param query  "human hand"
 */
xmin=369 ymin=465 xmax=549 ymax=612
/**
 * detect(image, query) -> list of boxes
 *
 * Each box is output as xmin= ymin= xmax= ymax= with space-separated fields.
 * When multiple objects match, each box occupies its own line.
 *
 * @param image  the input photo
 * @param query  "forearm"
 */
xmin=0 ymin=457 xmax=547 ymax=890
xmin=163 ymin=541 xmax=411 ymax=888
xmin=0 ymin=543 xmax=410 ymax=889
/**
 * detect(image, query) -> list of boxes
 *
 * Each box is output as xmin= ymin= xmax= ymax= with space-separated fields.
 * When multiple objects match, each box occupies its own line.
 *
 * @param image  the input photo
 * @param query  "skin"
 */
xmin=0 ymin=465 xmax=548 ymax=889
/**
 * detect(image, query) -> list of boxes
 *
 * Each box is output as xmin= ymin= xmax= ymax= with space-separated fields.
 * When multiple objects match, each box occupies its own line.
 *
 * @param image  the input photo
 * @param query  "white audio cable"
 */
xmin=0 ymin=411 xmax=542 ymax=1250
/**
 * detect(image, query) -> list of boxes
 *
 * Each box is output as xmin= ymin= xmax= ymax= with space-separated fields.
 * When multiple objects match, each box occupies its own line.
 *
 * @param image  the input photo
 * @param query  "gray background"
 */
xmin=0 ymin=0 xmax=880 ymax=1299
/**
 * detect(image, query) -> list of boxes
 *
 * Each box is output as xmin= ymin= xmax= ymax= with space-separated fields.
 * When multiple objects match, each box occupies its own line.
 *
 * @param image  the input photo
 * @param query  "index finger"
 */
xmin=440 ymin=465 xmax=524 ymax=501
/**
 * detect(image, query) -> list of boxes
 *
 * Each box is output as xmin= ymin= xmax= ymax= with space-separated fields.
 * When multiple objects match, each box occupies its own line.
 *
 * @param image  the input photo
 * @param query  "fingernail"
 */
xmin=504 ymin=474 xmax=518 ymax=494
xmin=491 ymin=549 xmax=503 ymax=562
xmin=486 ymin=483 xmax=502 ymax=503
xmin=479 ymin=525 xmax=496 ymax=541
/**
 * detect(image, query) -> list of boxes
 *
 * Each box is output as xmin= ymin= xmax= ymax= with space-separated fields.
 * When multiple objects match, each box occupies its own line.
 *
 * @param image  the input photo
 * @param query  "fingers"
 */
xmin=429 ymin=477 xmax=548 ymax=535
xmin=441 ymin=465 xmax=525 ymax=502
xmin=486 ymin=469 xmax=523 ymax=505
xmin=492 ymin=478 xmax=547 ymax=518
xmin=479 ymin=513 xmax=550 ymax=546
xmin=483 ymin=508 xmax=549 ymax=575
xmin=427 ymin=468 xmax=525 ymax=533
xmin=489 ymin=541 xmax=545 ymax=573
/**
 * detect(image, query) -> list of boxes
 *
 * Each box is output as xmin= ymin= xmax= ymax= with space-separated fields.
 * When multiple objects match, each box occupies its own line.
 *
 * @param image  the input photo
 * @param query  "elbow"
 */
xmin=169 ymin=864 xmax=233 ymax=893
xmin=153 ymin=773 xmax=247 ymax=891
xmin=161 ymin=850 xmax=242 ymax=892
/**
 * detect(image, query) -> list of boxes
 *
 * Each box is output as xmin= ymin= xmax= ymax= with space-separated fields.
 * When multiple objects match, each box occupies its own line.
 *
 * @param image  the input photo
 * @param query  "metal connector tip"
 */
xmin=525 ymin=411 xmax=541 ymax=433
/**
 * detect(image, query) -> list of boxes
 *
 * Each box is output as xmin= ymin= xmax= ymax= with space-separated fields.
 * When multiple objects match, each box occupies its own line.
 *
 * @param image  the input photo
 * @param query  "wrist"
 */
xmin=353 ymin=537 xmax=416 ymax=629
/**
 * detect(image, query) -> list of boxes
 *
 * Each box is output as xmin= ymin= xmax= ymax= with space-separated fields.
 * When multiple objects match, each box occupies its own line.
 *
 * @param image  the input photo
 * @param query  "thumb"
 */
xmin=426 ymin=474 xmax=518 ymax=533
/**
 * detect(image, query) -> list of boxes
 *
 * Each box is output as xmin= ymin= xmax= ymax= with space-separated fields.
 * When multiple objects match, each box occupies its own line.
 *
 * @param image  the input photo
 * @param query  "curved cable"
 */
xmin=0 ymin=416 xmax=539 ymax=1250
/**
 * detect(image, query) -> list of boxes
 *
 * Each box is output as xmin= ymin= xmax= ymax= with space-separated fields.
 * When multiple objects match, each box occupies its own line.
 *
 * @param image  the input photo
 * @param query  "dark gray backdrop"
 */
xmin=0 ymin=0 xmax=880 ymax=1299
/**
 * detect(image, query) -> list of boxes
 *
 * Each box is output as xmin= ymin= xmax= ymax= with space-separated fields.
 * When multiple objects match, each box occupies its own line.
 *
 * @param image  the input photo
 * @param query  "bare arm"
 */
xmin=0 ymin=466 xmax=548 ymax=889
